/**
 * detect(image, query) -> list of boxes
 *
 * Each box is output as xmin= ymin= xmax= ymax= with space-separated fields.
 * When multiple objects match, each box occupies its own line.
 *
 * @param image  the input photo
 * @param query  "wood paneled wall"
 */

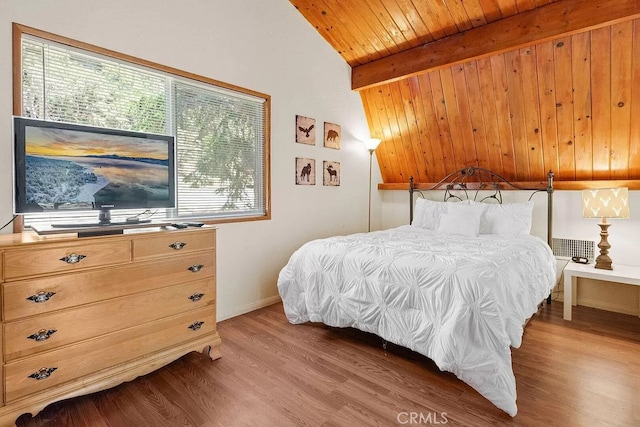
xmin=290 ymin=0 xmax=559 ymax=68
xmin=361 ymin=19 xmax=640 ymax=188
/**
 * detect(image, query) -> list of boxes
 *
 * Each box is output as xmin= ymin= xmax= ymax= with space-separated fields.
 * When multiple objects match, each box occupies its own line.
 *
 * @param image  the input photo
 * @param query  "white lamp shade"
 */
xmin=582 ymin=187 xmax=630 ymax=219
xmin=363 ymin=138 xmax=381 ymax=151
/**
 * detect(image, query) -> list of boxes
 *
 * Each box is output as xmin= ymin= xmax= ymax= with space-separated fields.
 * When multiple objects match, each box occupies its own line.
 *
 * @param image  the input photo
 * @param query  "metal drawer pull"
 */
xmin=188 ymin=292 xmax=205 ymax=302
xmin=27 ymin=329 xmax=57 ymax=341
xmin=188 ymin=321 xmax=205 ymax=331
xmin=29 ymin=367 xmax=57 ymax=380
xmin=188 ymin=264 xmax=204 ymax=273
xmin=60 ymin=253 xmax=86 ymax=264
xmin=169 ymin=241 xmax=187 ymax=250
xmin=27 ymin=291 xmax=56 ymax=303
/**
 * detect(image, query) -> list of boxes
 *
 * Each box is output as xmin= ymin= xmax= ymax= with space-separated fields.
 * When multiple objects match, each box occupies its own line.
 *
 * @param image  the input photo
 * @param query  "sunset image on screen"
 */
xmin=24 ymin=126 xmax=171 ymax=210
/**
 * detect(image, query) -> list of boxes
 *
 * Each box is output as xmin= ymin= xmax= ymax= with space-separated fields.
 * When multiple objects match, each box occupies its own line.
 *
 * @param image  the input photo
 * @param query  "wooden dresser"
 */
xmin=0 ymin=226 xmax=221 ymax=426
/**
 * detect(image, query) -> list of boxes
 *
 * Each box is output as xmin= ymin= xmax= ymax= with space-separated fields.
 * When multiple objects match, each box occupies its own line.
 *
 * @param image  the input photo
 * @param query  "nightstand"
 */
xmin=563 ymin=262 xmax=640 ymax=320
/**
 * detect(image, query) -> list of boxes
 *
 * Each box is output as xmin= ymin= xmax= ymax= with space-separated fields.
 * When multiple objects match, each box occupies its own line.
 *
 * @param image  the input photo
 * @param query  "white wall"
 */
xmin=0 ymin=0 xmax=375 ymax=320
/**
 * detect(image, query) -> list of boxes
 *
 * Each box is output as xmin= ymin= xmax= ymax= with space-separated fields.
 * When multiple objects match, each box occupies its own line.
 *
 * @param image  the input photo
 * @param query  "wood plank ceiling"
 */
xmin=290 ymin=0 xmax=640 ymax=189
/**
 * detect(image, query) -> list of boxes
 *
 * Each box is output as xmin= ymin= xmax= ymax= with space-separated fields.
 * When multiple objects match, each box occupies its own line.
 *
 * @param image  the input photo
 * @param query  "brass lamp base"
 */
xmin=594 ymin=221 xmax=613 ymax=270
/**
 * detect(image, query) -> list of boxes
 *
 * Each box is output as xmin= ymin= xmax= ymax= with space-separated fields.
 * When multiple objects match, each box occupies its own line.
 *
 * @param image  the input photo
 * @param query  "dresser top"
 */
xmin=0 ymin=225 xmax=216 ymax=248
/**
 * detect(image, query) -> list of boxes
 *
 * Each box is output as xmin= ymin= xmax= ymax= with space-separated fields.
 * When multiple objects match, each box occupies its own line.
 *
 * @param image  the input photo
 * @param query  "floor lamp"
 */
xmin=364 ymin=138 xmax=381 ymax=232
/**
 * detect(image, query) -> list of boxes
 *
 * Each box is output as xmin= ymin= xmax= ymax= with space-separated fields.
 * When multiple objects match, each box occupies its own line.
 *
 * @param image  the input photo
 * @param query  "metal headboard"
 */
xmin=409 ymin=167 xmax=554 ymax=246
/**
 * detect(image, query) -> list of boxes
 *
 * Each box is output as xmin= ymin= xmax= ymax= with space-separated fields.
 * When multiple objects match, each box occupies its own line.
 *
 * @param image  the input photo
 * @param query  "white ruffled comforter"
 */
xmin=277 ymin=225 xmax=556 ymax=416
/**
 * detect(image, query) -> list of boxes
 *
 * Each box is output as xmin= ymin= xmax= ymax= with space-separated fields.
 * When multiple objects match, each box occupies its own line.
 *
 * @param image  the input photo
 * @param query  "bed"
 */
xmin=277 ymin=167 xmax=556 ymax=416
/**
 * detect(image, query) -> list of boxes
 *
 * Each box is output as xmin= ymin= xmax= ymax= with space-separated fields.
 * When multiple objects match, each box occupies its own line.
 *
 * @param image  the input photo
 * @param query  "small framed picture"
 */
xmin=296 ymin=115 xmax=316 ymax=145
xmin=295 ymin=157 xmax=315 ymax=185
xmin=323 ymin=122 xmax=341 ymax=149
xmin=323 ymin=161 xmax=340 ymax=186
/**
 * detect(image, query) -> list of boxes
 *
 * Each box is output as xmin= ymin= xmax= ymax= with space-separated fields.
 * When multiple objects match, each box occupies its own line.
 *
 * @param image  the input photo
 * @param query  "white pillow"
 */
xmin=436 ymin=210 xmax=480 ymax=237
xmin=474 ymin=201 xmax=534 ymax=235
xmin=412 ymin=198 xmax=449 ymax=230
xmin=412 ymin=198 xmax=471 ymax=230
xmin=445 ymin=201 xmax=482 ymax=215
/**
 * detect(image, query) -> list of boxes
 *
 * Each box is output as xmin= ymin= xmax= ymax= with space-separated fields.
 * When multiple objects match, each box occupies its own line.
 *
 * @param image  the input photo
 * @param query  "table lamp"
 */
xmin=582 ymin=187 xmax=630 ymax=270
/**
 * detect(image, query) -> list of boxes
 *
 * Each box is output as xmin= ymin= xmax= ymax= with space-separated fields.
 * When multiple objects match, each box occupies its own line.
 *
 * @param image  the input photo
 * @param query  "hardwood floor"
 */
xmin=16 ymin=301 xmax=640 ymax=427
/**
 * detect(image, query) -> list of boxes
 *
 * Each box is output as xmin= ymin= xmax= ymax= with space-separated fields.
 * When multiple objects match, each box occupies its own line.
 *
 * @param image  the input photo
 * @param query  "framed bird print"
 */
xmin=323 ymin=122 xmax=341 ymax=149
xmin=296 ymin=115 xmax=316 ymax=145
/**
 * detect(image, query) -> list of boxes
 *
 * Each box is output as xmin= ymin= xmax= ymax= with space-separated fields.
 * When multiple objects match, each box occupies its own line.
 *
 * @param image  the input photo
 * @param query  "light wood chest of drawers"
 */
xmin=0 ymin=227 xmax=221 ymax=426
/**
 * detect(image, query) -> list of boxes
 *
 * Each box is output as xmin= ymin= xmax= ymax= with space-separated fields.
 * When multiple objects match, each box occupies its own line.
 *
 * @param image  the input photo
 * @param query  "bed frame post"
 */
xmin=409 ymin=176 xmax=414 ymax=225
xmin=546 ymin=170 xmax=554 ymax=304
xmin=546 ymin=170 xmax=554 ymax=247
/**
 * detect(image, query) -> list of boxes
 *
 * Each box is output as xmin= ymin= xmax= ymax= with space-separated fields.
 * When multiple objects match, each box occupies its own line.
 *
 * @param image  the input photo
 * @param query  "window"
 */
xmin=14 ymin=24 xmax=270 ymax=228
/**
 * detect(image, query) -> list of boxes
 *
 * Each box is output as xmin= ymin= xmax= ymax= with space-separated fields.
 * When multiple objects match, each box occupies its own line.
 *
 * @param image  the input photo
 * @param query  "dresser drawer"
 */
xmin=133 ymin=228 xmax=215 ymax=260
xmin=3 ymin=240 xmax=131 ymax=280
xmin=4 ymin=278 xmax=215 ymax=361
xmin=4 ymin=307 xmax=216 ymax=402
xmin=3 ymin=251 xmax=215 ymax=321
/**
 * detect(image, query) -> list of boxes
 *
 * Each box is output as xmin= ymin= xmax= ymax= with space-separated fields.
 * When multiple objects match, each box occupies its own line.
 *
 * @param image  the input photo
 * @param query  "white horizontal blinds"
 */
xmin=21 ymin=40 xmax=45 ymax=119
xmin=22 ymin=38 xmax=169 ymax=131
xmin=19 ymin=34 xmax=268 ymax=227
xmin=174 ymin=81 xmax=265 ymax=218
xmin=21 ymin=37 xmax=171 ymax=227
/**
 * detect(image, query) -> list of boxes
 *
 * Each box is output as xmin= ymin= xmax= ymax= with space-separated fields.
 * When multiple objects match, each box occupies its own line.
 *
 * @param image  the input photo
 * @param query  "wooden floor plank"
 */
xmin=16 ymin=302 xmax=640 ymax=427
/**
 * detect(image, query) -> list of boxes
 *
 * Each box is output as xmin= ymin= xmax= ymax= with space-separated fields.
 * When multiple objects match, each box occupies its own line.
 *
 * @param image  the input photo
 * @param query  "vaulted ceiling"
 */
xmin=291 ymin=0 xmax=640 ymax=189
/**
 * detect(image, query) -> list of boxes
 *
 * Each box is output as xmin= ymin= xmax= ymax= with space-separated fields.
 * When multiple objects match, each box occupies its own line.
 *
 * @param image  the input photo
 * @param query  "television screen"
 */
xmin=13 ymin=117 xmax=176 ymax=217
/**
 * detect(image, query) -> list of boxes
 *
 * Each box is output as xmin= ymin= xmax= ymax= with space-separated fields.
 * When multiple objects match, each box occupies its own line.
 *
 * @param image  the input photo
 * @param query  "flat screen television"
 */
xmin=13 ymin=117 xmax=176 ymax=229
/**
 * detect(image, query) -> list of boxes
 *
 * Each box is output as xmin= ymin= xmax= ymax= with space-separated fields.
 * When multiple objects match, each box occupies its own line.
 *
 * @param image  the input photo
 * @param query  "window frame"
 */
xmin=11 ymin=22 xmax=271 ymax=233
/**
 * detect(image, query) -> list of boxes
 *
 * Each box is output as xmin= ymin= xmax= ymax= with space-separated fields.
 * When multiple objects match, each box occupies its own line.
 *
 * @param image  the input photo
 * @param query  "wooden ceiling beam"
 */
xmin=352 ymin=0 xmax=640 ymax=90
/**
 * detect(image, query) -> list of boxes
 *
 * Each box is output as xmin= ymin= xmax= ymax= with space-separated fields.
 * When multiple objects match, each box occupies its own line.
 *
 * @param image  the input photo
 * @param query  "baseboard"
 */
xmin=577 ymin=298 xmax=639 ymax=316
xmin=218 ymin=295 xmax=282 ymax=321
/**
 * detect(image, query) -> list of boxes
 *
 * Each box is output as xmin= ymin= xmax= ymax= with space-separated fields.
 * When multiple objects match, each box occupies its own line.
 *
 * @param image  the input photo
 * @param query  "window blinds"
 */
xmin=20 ymin=35 xmax=267 ymax=227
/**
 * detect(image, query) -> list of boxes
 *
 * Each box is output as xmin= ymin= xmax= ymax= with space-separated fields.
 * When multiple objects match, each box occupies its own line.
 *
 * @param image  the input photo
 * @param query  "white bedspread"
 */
xmin=277 ymin=225 xmax=556 ymax=416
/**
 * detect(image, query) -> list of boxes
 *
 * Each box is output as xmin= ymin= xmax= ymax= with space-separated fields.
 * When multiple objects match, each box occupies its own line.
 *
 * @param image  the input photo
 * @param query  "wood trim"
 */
xmin=11 ymin=24 xmax=21 ymax=116
xmin=352 ymin=0 xmax=640 ymax=90
xmin=262 ymin=97 xmax=272 ymax=221
xmin=379 ymin=179 xmax=640 ymax=191
xmin=12 ymin=24 xmax=23 ymax=234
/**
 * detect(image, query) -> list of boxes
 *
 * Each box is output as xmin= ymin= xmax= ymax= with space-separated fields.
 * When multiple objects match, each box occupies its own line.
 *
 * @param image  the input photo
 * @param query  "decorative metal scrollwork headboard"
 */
xmin=409 ymin=167 xmax=554 ymax=245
